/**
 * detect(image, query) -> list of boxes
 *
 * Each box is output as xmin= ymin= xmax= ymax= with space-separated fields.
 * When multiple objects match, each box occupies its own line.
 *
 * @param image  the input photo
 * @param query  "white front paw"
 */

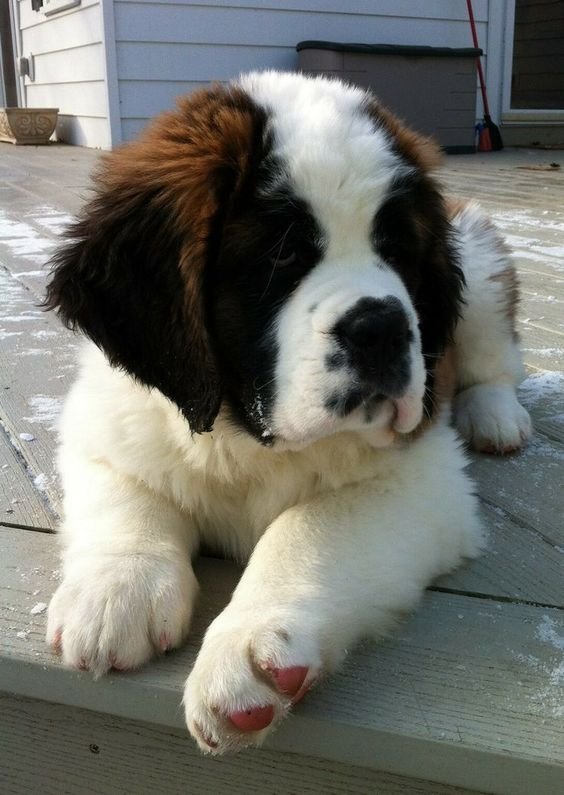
xmin=454 ymin=384 xmax=532 ymax=454
xmin=47 ymin=551 xmax=198 ymax=676
xmin=184 ymin=609 xmax=324 ymax=754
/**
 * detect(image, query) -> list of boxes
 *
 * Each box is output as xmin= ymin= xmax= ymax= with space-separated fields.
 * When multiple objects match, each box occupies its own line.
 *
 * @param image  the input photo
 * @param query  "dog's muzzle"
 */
xmin=327 ymin=296 xmax=413 ymax=417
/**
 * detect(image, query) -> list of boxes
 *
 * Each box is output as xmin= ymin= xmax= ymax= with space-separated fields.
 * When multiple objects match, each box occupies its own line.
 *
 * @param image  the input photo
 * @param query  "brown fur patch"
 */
xmin=371 ymin=102 xmax=443 ymax=172
xmin=405 ymin=346 xmax=457 ymax=441
xmin=490 ymin=266 xmax=520 ymax=326
xmin=433 ymin=345 xmax=457 ymax=405
xmin=95 ymin=84 xmax=261 ymax=310
xmin=447 ymin=199 xmax=521 ymax=330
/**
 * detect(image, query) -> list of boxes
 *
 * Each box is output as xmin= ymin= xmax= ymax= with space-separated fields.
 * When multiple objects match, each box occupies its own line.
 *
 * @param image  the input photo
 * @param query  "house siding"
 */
xmin=114 ymin=0 xmax=488 ymax=142
xmin=17 ymin=0 xmax=111 ymax=147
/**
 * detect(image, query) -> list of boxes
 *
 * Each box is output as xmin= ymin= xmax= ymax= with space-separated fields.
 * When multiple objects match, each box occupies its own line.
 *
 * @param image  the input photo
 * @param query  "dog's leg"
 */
xmin=451 ymin=202 xmax=532 ymax=453
xmin=47 ymin=457 xmax=199 ymax=676
xmin=184 ymin=428 xmax=483 ymax=753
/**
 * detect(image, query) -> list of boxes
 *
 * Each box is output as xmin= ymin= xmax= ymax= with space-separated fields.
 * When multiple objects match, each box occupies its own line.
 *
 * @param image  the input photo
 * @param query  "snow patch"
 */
xmin=23 ymin=395 xmax=62 ymax=428
xmin=33 ymin=473 xmax=49 ymax=492
xmin=537 ymin=614 xmax=564 ymax=652
xmin=519 ymin=372 xmax=564 ymax=403
xmin=17 ymin=348 xmax=54 ymax=357
xmin=0 ymin=209 xmax=57 ymax=261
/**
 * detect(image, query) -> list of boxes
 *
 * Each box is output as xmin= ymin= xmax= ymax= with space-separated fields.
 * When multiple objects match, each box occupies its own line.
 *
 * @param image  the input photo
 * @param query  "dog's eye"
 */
xmin=269 ymin=250 xmax=297 ymax=268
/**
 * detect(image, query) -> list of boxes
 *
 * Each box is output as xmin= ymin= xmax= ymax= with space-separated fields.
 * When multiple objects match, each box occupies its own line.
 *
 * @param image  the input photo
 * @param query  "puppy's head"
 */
xmin=46 ymin=72 xmax=463 ymax=446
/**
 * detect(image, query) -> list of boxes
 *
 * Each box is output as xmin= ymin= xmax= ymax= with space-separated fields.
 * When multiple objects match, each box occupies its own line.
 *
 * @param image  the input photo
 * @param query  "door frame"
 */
xmin=7 ymin=0 xmax=24 ymax=106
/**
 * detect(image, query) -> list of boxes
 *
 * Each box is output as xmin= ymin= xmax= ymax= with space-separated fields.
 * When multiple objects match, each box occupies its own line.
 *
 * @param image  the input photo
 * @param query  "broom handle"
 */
xmin=466 ymin=0 xmax=491 ymax=117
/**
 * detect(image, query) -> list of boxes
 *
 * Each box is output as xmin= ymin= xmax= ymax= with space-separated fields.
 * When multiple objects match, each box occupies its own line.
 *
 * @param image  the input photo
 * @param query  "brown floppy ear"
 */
xmin=45 ymin=85 xmax=265 ymax=433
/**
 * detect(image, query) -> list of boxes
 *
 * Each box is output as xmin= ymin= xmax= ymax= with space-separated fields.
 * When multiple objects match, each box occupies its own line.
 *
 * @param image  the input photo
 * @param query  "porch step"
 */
xmin=1 ymin=525 xmax=563 ymax=795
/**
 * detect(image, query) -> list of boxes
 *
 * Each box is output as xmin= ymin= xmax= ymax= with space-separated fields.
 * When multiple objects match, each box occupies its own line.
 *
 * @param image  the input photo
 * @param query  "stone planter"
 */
xmin=0 ymin=108 xmax=59 ymax=145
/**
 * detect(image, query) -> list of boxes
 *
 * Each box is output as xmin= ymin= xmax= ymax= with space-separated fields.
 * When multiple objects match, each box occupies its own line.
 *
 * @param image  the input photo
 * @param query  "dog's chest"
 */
xmin=165 ymin=429 xmax=378 ymax=557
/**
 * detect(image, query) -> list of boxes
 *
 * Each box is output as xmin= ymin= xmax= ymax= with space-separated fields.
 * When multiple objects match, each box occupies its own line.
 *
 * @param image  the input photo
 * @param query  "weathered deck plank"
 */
xmin=436 ymin=500 xmax=564 ymax=607
xmin=1 ymin=526 xmax=563 ymax=795
xmin=0 ymin=426 xmax=55 ymax=531
xmin=468 ymin=433 xmax=563 ymax=547
xmin=0 ymin=265 xmax=77 ymax=514
xmin=519 ymin=373 xmax=564 ymax=443
xmin=0 ymin=695 xmax=490 ymax=795
xmin=519 ymin=325 xmax=564 ymax=374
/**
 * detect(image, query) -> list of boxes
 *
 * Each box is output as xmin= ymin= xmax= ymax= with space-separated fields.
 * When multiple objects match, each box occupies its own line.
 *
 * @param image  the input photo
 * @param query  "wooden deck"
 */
xmin=0 ymin=144 xmax=563 ymax=795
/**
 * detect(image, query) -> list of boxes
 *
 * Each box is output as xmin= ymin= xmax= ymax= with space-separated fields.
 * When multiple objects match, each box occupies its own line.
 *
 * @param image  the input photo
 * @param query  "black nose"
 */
xmin=333 ymin=296 xmax=412 ymax=394
xmin=337 ymin=297 xmax=410 ymax=349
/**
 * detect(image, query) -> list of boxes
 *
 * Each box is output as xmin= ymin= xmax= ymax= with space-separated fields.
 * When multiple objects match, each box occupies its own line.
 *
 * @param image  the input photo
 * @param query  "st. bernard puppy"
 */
xmin=45 ymin=71 xmax=531 ymax=753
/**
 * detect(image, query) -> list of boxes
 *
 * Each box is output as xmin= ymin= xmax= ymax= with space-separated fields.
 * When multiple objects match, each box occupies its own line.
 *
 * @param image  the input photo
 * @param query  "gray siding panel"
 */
xmin=18 ymin=0 xmax=102 ymax=53
xmin=118 ymin=42 xmax=297 ymax=82
xmin=25 ymin=81 xmax=108 ymax=117
xmin=28 ymin=42 xmax=106 ymax=85
xmin=114 ymin=3 xmax=486 ymax=48
xmin=115 ymin=0 xmax=486 ymax=134
xmin=114 ymin=0 xmax=488 ymax=21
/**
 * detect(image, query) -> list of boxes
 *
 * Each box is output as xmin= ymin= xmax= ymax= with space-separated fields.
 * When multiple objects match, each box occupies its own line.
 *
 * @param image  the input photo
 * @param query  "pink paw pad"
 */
xmin=159 ymin=631 xmax=171 ymax=652
xmin=270 ymin=665 xmax=311 ymax=703
xmin=228 ymin=704 xmax=275 ymax=732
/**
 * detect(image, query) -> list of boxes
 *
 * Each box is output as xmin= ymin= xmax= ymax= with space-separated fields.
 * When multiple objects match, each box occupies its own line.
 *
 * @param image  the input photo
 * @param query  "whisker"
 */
xmin=253 ymin=374 xmax=277 ymax=391
xmin=259 ymin=223 xmax=295 ymax=302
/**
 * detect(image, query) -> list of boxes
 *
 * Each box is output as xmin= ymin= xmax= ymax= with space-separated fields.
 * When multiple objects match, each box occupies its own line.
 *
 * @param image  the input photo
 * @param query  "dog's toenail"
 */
xmin=52 ymin=629 xmax=63 ymax=654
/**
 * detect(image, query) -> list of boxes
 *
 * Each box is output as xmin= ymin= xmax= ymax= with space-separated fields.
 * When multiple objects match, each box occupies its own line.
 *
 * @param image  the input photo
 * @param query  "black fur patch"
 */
xmin=211 ymin=169 xmax=324 ymax=442
xmin=373 ymin=171 xmax=464 ymax=416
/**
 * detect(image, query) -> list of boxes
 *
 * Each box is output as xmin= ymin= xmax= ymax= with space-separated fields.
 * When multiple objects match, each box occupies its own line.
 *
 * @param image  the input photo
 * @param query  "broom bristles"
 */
xmin=484 ymin=114 xmax=504 ymax=151
xmin=477 ymin=124 xmax=492 ymax=152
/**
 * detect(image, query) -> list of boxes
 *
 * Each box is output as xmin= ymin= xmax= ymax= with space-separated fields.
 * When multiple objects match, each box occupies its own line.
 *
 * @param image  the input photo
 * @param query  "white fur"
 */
xmin=47 ymin=72 xmax=529 ymax=754
xmin=50 ymin=344 xmax=483 ymax=752
xmin=451 ymin=203 xmax=532 ymax=452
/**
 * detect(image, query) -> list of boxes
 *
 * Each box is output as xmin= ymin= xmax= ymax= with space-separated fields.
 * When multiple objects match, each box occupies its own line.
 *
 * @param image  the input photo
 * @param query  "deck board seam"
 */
xmin=429 ymin=584 xmax=564 ymax=611
xmin=0 ymin=521 xmax=56 ymax=534
xmin=477 ymin=493 xmax=563 ymax=552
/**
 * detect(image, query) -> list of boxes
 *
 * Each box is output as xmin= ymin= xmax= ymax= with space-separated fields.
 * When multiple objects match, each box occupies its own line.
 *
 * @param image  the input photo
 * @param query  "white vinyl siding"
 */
xmin=114 ymin=0 xmax=488 ymax=141
xmin=13 ymin=0 xmax=493 ymax=147
xmin=18 ymin=0 xmax=111 ymax=147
